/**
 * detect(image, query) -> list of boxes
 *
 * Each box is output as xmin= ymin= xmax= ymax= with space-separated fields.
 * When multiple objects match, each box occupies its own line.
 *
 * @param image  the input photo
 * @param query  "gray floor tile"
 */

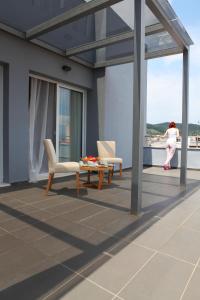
xmin=1 ymin=187 xmax=42 ymax=199
xmin=142 ymin=181 xmax=180 ymax=198
xmin=0 ymin=198 xmax=25 ymax=208
xmin=120 ymin=253 xmax=193 ymax=300
xmin=45 ymin=217 xmax=95 ymax=238
xmin=100 ymin=214 xmax=138 ymax=238
xmin=0 ymin=211 xmax=15 ymax=223
xmin=107 ymin=239 xmax=130 ymax=256
xmin=0 ymin=205 xmax=41 ymax=225
xmin=52 ymin=244 xmax=83 ymax=265
xmin=141 ymin=192 xmax=167 ymax=207
xmin=160 ymin=227 xmax=200 ymax=264
xmin=32 ymin=234 xmax=73 ymax=256
xmin=60 ymin=204 xmax=106 ymax=222
xmin=158 ymin=206 xmax=196 ymax=228
xmin=13 ymin=204 xmax=39 ymax=214
xmin=179 ymin=197 xmax=200 ymax=212
xmin=183 ymin=210 xmax=200 ymax=232
xmin=0 ymin=244 xmax=47 ymax=290
xmin=24 ymin=209 xmax=54 ymax=221
xmin=77 ymin=193 xmax=128 ymax=212
xmin=0 ymin=260 xmax=75 ymax=300
xmin=15 ymin=192 xmax=55 ymax=204
xmin=59 ymin=232 xmax=117 ymax=273
xmin=134 ymin=220 xmax=176 ymax=250
xmin=12 ymin=223 xmax=53 ymax=242
xmin=182 ymin=267 xmax=200 ymax=300
xmin=81 ymin=228 xmax=118 ymax=248
xmin=42 ymin=199 xmax=88 ymax=215
xmin=0 ymin=214 xmax=40 ymax=232
xmin=0 ymin=227 xmax=7 ymax=236
xmin=30 ymin=196 xmax=70 ymax=209
xmin=81 ymin=209 xmax=127 ymax=231
xmin=85 ymin=242 xmax=154 ymax=294
xmin=49 ymin=275 xmax=114 ymax=300
xmin=0 ymin=234 xmax=23 ymax=255
xmin=75 ymin=253 xmax=111 ymax=276
xmin=18 ymin=193 xmax=49 ymax=202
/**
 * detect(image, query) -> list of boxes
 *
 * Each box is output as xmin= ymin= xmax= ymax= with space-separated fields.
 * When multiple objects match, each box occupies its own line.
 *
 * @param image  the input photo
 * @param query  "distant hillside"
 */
xmin=147 ymin=123 xmax=200 ymax=136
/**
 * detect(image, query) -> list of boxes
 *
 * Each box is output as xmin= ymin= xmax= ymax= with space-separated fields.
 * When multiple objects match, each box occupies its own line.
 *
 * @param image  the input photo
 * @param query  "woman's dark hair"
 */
xmin=169 ymin=121 xmax=176 ymax=128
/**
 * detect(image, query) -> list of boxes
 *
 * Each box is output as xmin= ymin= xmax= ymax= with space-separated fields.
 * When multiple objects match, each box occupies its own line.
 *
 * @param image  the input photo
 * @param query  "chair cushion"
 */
xmin=97 ymin=141 xmax=115 ymax=158
xmin=100 ymin=157 xmax=122 ymax=164
xmin=55 ymin=162 xmax=80 ymax=173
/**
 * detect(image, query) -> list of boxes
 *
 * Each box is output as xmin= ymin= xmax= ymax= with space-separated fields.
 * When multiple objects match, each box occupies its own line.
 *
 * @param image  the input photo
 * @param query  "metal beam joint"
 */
xmin=146 ymin=0 xmax=188 ymax=50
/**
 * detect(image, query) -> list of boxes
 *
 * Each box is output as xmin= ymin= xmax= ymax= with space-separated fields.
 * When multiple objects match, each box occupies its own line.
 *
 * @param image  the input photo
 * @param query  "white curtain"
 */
xmin=29 ymin=78 xmax=56 ymax=182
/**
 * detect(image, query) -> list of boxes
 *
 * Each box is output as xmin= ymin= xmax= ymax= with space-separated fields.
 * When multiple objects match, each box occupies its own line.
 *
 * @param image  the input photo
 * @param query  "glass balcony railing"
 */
xmin=144 ymin=136 xmax=200 ymax=149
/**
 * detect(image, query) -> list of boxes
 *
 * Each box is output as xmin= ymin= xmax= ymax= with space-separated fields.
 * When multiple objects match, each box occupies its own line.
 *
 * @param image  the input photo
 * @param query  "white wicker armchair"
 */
xmin=43 ymin=139 xmax=80 ymax=195
xmin=97 ymin=141 xmax=123 ymax=176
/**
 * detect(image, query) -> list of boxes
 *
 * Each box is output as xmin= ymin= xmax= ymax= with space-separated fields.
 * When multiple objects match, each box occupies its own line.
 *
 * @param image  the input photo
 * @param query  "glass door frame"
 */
xmin=29 ymin=73 xmax=87 ymax=179
xmin=56 ymin=83 xmax=87 ymax=162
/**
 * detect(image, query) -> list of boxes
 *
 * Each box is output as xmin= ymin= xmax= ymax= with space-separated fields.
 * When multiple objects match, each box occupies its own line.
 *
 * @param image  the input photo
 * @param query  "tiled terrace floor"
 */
xmin=0 ymin=168 xmax=200 ymax=300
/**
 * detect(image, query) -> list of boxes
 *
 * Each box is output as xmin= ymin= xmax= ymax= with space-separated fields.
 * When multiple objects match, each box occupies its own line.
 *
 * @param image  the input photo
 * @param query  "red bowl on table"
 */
xmin=82 ymin=156 xmax=99 ymax=163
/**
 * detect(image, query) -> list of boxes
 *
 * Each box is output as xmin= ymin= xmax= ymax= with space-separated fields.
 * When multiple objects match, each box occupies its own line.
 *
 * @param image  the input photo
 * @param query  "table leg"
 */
xmin=112 ymin=165 xmax=114 ymax=177
xmin=87 ymin=171 xmax=91 ymax=183
xmin=108 ymin=169 xmax=112 ymax=184
xmin=98 ymin=170 xmax=104 ymax=190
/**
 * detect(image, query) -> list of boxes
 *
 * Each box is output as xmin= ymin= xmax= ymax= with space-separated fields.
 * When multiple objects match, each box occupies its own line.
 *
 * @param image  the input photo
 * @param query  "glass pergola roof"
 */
xmin=0 ymin=0 xmax=193 ymax=67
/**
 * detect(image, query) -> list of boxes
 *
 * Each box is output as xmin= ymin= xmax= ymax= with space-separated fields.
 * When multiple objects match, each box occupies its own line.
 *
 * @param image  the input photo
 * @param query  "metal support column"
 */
xmin=95 ymin=9 xmax=106 ymax=140
xmin=131 ymin=0 xmax=146 ymax=215
xmin=180 ymin=48 xmax=189 ymax=185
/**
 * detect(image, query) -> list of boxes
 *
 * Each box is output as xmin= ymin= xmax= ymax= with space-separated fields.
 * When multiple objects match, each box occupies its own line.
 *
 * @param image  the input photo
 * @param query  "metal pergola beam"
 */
xmin=67 ymin=31 xmax=133 ymax=57
xmin=0 ymin=22 xmax=93 ymax=69
xmin=0 ymin=22 xmax=25 ymax=39
xmin=26 ymin=0 xmax=124 ymax=40
xmin=94 ymin=47 xmax=182 ymax=68
xmin=95 ymin=55 xmax=134 ymax=68
xmin=66 ymin=23 xmax=164 ymax=57
xmin=146 ymin=0 xmax=188 ymax=50
xmin=180 ymin=48 xmax=189 ymax=185
xmin=146 ymin=46 xmax=182 ymax=60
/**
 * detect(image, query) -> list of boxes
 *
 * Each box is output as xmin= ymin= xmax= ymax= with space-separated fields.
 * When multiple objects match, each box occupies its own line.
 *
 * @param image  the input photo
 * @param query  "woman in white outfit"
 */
xmin=162 ymin=122 xmax=179 ymax=170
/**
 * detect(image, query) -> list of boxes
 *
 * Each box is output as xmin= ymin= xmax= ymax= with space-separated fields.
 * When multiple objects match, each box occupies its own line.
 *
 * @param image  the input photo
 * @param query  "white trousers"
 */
xmin=164 ymin=142 xmax=176 ymax=166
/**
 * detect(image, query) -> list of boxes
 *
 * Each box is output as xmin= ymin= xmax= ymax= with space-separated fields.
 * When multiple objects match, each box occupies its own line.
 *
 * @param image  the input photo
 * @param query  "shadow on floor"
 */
xmin=0 ymin=170 xmax=200 ymax=299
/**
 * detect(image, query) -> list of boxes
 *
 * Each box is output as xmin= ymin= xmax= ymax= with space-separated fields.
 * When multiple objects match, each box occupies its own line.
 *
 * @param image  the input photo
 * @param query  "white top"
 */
xmin=165 ymin=128 xmax=179 ymax=145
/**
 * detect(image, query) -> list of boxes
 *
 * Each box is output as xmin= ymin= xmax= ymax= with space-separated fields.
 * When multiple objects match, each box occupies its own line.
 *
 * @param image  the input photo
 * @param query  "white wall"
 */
xmin=0 ymin=65 xmax=3 ymax=182
xmin=103 ymin=63 xmax=147 ymax=169
xmin=0 ymin=30 xmax=93 ymax=183
xmin=111 ymin=0 xmax=158 ymax=29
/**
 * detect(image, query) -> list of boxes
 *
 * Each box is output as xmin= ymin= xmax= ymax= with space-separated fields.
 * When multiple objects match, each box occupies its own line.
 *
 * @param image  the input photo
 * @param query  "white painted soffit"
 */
xmin=83 ymin=0 xmax=159 ymax=29
xmin=110 ymin=0 xmax=159 ymax=29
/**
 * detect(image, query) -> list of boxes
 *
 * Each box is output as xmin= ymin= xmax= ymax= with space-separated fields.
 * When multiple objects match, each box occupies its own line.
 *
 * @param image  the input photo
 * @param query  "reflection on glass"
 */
xmin=146 ymin=31 xmax=176 ymax=53
xmin=59 ymin=88 xmax=70 ymax=162
xmin=58 ymin=87 xmax=82 ymax=162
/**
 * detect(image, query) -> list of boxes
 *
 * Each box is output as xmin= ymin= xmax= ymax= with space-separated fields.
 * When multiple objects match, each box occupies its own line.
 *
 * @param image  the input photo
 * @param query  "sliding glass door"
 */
xmin=29 ymin=76 xmax=86 ymax=181
xmin=57 ymin=86 xmax=83 ymax=162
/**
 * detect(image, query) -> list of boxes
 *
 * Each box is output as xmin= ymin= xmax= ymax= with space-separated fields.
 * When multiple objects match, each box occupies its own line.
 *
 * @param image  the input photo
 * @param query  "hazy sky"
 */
xmin=147 ymin=0 xmax=200 ymax=124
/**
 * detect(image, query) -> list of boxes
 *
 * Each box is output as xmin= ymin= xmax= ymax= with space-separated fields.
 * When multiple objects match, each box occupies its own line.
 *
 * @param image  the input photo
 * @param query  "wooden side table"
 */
xmin=80 ymin=165 xmax=113 ymax=189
